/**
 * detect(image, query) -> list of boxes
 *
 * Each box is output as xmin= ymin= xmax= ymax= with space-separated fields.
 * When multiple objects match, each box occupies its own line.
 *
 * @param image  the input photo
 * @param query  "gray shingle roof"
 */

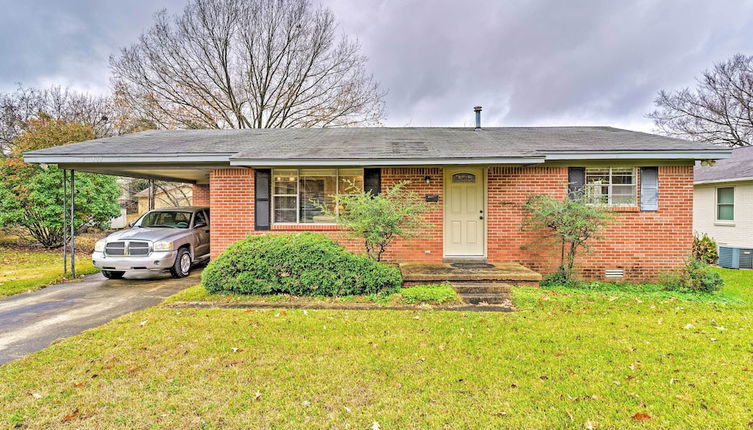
xmin=24 ymin=126 xmax=728 ymax=164
xmin=695 ymin=145 xmax=753 ymax=183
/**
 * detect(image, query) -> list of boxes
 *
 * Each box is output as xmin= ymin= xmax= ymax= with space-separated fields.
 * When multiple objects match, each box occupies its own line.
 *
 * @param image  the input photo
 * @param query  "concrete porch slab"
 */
xmin=400 ymin=262 xmax=542 ymax=286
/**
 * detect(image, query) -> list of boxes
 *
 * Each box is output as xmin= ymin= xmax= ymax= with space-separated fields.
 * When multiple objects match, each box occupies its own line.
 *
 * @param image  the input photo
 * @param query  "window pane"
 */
xmin=718 ymin=188 xmax=734 ymax=205
xmin=273 ymin=196 xmax=297 ymax=223
xmin=274 ymin=170 xmax=297 ymax=195
xmin=339 ymin=169 xmax=364 ymax=195
xmin=300 ymin=171 xmax=337 ymax=223
xmin=612 ymin=194 xmax=636 ymax=205
xmin=585 ymin=184 xmax=608 ymax=204
xmin=612 ymin=185 xmax=635 ymax=195
xmin=718 ymin=204 xmax=734 ymax=221
xmin=585 ymin=168 xmax=609 ymax=184
xmin=612 ymin=173 xmax=634 ymax=185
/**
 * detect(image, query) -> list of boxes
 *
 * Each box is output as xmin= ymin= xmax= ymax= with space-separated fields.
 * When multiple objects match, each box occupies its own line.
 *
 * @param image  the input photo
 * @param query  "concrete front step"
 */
xmin=453 ymin=283 xmax=512 ymax=294
xmin=459 ymin=293 xmax=511 ymax=305
xmin=400 ymin=262 xmax=541 ymax=286
xmin=452 ymin=282 xmax=513 ymax=305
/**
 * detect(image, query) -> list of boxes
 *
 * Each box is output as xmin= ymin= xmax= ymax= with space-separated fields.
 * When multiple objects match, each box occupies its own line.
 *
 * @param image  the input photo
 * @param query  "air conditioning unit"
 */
xmin=719 ymin=247 xmax=753 ymax=269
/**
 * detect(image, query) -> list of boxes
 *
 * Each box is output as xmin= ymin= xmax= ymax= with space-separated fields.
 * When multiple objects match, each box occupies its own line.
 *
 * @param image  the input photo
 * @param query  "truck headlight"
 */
xmin=153 ymin=241 xmax=174 ymax=252
xmin=94 ymin=239 xmax=106 ymax=253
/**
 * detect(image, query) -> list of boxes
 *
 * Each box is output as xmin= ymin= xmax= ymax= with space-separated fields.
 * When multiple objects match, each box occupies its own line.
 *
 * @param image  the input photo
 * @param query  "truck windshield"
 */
xmin=138 ymin=211 xmax=193 ymax=229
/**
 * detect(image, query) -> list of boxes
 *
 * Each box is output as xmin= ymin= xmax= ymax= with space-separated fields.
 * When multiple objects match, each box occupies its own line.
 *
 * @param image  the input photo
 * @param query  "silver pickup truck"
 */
xmin=92 ymin=207 xmax=210 ymax=279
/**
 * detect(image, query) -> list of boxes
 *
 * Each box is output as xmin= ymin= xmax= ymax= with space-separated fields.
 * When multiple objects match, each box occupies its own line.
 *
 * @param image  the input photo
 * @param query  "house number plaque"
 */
xmin=452 ymin=173 xmax=476 ymax=183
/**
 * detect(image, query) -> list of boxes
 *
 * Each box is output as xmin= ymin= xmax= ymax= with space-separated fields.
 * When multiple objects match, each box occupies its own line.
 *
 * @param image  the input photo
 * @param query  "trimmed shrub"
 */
xmin=692 ymin=233 xmax=718 ymax=264
xmin=400 ymin=284 xmax=458 ymax=304
xmin=661 ymin=258 xmax=723 ymax=294
xmin=201 ymin=233 xmax=402 ymax=296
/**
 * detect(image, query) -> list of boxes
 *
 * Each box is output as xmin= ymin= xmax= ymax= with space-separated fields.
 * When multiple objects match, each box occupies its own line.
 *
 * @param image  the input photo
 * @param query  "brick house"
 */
xmin=25 ymin=119 xmax=730 ymax=282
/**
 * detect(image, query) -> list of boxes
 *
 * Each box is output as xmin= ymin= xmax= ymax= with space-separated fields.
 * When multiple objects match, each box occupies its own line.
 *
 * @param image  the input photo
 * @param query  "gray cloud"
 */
xmin=2 ymin=0 xmax=753 ymax=130
xmin=0 ymin=0 xmax=186 ymax=93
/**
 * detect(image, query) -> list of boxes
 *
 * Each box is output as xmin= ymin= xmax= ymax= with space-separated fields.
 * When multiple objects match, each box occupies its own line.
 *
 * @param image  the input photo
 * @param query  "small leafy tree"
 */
xmin=523 ymin=194 xmax=613 ymax=283
xmin=0 ymin=118 xmax=120 ymax=247
xmin=324 ymin=181 xmax=428 ymax=261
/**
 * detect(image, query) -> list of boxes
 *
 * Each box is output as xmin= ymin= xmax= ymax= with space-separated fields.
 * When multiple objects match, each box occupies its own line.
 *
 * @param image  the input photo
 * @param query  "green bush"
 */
xmin=201 ymin=233 xmax=402 ymax=296
xmin=692 ymin=233 xmax=718 ymax=264
xmin=400 ymin=284 xmax=458 ymax=304
xmin=540 ymin=269 xmax=576 ymax=287
xmin=661 ymin=258 xmax=724 ymax=294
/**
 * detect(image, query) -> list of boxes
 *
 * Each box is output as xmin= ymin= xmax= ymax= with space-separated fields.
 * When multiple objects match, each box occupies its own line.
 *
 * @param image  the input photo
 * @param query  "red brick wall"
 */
xmin=192 ymin=184 xmax=210 ymax=206
xmin=487 ymin=166 xmax=568 ymax=272
xmin=579 ymin=165 xmax=694 ymax=281
xmin=486 ymin=165 xmax=694 ymax=282
xmin=209 ymin=169 xmax=254 ymax=257
xmin=208 ymin=165 xmax=694 ymax=282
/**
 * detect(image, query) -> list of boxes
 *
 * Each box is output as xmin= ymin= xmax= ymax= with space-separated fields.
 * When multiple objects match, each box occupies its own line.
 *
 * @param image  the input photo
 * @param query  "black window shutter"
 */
xmin=364 ymin=168 xmax=381 ymax=195
xmin=255 ymin=169 xmax=271 ymax=230
xmin=640 ymin=167 xmax=659 ymax=211
xmin=568 ymin=167 xmax=585 ymax=199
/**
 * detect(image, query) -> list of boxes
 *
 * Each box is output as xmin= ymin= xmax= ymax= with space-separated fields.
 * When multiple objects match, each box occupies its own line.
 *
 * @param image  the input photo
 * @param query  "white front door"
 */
xmin=444 ymin=167 xmax=485 ymax=257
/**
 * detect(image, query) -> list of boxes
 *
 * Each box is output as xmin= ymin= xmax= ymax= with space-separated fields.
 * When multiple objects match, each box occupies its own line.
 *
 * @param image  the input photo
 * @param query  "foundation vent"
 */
xmin=605 ymin=269 xmax=625 ymax=279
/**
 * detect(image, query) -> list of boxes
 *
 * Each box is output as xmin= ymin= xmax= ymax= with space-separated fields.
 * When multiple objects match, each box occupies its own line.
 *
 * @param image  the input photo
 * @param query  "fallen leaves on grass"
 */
xmin=631 ymin=412 xmax=652 ymax=421
xmin=62 ymin=409 xmax=80 ymax=422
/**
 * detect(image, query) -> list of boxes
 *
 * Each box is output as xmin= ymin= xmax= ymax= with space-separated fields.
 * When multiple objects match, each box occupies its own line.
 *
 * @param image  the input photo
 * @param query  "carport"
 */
xmin=25 ymin=132 xmax=219 ymax=276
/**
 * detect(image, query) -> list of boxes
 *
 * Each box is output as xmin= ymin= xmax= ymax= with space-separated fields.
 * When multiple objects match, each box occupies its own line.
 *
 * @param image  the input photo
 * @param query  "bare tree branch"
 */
xmin=649 ymin=54 xmax=753 ymax=147
xmin=110 ymin=0 xmax=385 ymax=131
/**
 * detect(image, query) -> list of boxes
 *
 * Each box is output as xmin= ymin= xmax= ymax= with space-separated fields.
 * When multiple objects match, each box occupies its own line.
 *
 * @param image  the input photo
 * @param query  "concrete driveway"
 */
xmin=0 ymin=270 xmax=200 ymax=365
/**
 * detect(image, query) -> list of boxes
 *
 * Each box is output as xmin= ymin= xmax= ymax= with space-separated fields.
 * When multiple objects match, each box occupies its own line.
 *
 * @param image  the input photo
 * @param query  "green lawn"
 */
xmin=1 ymin=269 xmax=752 ymax=428
xmin=0 ymin=246 xmax=97 ymax=297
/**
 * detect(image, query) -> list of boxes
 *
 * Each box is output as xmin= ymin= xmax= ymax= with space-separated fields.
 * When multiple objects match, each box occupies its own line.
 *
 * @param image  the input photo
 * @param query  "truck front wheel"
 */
xmin=170 ymin=248 xmax=192 ymax=278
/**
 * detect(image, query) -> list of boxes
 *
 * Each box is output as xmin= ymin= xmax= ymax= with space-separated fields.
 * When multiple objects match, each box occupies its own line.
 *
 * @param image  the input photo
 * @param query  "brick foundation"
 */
xmin=208 ymin=165 xmax=694 ymax=282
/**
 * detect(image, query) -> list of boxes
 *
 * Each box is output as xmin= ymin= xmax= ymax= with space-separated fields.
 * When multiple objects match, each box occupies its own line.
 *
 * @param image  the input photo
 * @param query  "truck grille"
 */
xmin=128 ymin=241 xmax=150 ymax=256
xmin=105 ymin=241 xmax=151 ymax=256
xmin=105 ymin=241 xmax=125 ymax=255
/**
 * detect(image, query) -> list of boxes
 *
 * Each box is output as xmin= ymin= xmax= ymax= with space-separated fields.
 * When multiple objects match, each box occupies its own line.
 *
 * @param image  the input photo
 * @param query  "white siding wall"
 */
xmin=693 ymin=180 xmax=753 ymax=247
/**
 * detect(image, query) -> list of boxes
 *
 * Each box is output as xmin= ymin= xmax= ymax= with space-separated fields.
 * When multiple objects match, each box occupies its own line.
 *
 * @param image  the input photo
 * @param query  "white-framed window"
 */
xmin=272 ymin=168 xmax=364 ymax=224
xmin=716 ymin=187 xmax=734 ymax=221
xmin=584 ymin=167 xmax=636 ymax=206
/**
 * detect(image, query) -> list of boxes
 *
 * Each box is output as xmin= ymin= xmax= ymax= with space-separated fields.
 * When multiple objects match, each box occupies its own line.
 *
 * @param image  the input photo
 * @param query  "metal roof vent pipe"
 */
xmin=474 ymin=106 xmax=482 ymax=130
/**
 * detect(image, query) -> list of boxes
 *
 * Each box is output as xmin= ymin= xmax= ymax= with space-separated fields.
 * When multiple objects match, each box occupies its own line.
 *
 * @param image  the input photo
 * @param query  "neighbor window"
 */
xmin=716 ymin=187 xmax=734 ymax=221
xmin=272 ymin=168 xmax=364 ymax=224
xmin=584 ymin=167 xmax=636 ymax=206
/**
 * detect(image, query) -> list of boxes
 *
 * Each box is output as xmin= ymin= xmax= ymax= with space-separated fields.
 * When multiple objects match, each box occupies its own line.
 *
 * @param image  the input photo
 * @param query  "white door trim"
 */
xmin=443 ymin=167 xmax=487 ymax=258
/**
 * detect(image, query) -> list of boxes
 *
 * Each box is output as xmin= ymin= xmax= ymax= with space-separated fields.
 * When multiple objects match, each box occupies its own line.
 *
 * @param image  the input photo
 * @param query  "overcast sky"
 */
xmin=1 ymin=0 xmax=752 ymax=131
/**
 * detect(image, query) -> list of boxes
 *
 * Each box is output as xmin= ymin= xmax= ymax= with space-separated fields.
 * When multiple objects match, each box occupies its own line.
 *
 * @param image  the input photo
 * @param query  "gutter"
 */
xmin=23 ymin=153 xmax=234 ymax=164
xmin=543 ymin=150 xmax=732 ymax=160
xmin=229 ymin=156 xmax=547 ymax=166
xmin=694 ymin=176 xmax=753 ymax=185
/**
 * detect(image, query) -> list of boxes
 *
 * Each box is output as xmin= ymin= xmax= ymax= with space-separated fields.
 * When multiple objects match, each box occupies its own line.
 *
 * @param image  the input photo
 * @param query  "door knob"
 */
xmin=479 ymin=216 xmax=484 ymax=220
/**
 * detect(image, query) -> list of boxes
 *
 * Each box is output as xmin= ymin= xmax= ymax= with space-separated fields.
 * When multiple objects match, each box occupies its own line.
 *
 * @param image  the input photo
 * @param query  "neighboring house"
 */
xmin=134 ymin=183 xmax=193 ymax=216
xmin=694 ymin=146 xmax=753 ymax=269
xmin=24 ymin=115 xmax=730 ymax=281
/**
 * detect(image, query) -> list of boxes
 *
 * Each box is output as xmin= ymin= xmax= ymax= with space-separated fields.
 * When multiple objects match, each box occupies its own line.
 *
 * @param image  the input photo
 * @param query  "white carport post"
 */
xmin=69 ymin=169 xmax=76 ymax=277
xmin=62 ymin=169 xmax=67 ymax=274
